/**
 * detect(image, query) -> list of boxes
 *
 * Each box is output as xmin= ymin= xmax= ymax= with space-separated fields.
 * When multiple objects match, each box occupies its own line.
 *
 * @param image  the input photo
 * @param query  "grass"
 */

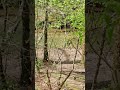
xmin=35 ymin=29 xmax=80 ymax=49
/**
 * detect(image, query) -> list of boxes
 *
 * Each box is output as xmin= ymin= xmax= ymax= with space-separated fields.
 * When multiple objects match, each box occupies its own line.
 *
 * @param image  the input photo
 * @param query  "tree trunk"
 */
xmin=20 ymin=0 xmax=31 ymax=89
xmin=43 ymin=1 xmax=49 ymax=62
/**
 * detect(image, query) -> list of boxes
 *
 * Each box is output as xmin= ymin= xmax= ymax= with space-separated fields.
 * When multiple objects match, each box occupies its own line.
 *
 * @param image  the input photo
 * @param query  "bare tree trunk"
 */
xmin=20 ymin=0 xmax=31 ymax=89
xmin=43 ymin=0 xmax=48 ymax=62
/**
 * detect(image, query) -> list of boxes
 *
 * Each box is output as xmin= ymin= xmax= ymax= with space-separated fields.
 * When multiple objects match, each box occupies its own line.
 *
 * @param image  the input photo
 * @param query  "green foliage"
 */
xmin=35 ymin=0 xmax=85 ymax=44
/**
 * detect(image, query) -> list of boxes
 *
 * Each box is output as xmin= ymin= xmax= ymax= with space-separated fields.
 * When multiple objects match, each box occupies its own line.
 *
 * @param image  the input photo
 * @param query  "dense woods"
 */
xmin=0 ymin=0 xmax=120 ymax=90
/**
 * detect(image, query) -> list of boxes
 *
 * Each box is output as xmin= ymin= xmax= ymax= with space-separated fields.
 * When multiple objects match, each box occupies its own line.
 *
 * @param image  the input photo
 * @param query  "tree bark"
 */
xmin=43 ymin=1 xmax=49 ymax=62
xmin=20 ymin=0 xmax=31 ymax=89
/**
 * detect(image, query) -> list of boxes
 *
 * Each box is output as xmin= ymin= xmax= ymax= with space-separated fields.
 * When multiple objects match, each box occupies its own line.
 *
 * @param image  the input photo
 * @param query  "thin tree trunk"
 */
xmin=43 ymin=1 xmax=48 ymax=62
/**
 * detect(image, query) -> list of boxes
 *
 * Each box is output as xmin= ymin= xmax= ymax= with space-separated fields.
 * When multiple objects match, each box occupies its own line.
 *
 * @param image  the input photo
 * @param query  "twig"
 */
xmin=58 ymin=70 xmax=73 ymax=90
xmin=91 ymin=28 xmax=106 ymax=90
xmin=87 ymin=36 xmax=113 ymax=71
xmin=58 ymin=38 xmax=80 ymax=90
xmin=46 ymin=69 xmax=52 ymax=90
xmin=73 ymin=38 xmax=79 ymax=69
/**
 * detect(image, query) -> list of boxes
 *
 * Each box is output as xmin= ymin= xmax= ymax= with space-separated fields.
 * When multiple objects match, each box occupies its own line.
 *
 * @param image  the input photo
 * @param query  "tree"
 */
xmin=20 ymin=0 xmax=32 ymax=89
xmin=35 ymin=1 xmax=85 ymax=63
xmin=43 ymin=0 xmax=49 ymax=62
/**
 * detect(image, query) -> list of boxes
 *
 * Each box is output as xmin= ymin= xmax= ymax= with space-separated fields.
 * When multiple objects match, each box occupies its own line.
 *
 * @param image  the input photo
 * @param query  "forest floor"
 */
xmin=35 ymin=48 xmax=85 ymax=90
xmin=35 ymin=30 xmax=85 ymax=90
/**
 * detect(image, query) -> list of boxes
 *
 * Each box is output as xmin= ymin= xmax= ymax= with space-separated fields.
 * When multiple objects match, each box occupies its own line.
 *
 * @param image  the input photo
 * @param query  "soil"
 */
xmin=36 ymin=48 xmax=85 ymax=90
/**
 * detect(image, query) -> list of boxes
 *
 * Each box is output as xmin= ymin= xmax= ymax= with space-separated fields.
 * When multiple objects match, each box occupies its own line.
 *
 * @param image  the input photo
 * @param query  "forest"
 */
xmin=0 ymin=0 xmax=120 ymax=90
xmin=35 ymin=0 xmax=85 ymax=90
